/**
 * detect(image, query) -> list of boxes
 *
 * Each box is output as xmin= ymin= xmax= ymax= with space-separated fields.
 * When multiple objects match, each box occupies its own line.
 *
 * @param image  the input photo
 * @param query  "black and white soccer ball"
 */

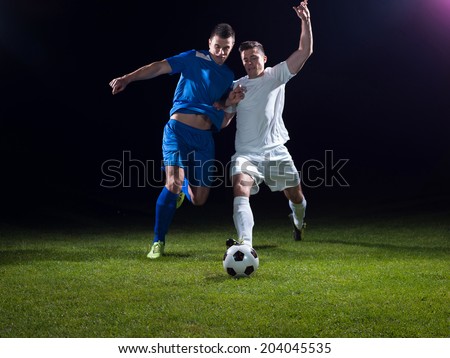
xmin=223 ymin=244 xmax=259 ymax=278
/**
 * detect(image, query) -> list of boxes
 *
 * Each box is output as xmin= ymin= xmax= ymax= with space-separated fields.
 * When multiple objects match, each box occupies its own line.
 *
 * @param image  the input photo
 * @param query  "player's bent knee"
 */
xmin=190 ymin=187 xmax=210 ymax=206
xmin=191 ymin=198 xmax=207 ymax=206
xmin=165 ymin=177 xmax=183 ymax=194
xmin=233 ymin=183 xmax=252 ymax=197
xmin=165 ymin=183 xmax=182 ymax=194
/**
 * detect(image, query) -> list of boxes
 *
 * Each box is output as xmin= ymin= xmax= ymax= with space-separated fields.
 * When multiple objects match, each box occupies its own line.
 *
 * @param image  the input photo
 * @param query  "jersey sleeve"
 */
xmin=267 ymin=61 xmax=296 ymax=84
xmin=165 ymin=49 xmax=195 ymax=75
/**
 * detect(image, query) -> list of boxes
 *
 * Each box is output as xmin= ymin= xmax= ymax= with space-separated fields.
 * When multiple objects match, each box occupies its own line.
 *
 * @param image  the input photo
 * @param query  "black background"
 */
xmin=2 ymin=0 xmax=449 ymax=224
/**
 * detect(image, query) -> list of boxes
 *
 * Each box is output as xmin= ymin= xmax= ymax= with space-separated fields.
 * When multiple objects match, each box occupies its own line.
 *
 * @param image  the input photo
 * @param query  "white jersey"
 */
xmin=234 ymin=61 xmax=295 ymax=153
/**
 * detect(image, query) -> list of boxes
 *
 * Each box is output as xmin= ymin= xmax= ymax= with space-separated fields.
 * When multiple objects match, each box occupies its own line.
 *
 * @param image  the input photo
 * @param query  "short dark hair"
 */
xmin=210 ymin=23 xmax=235 ymax=41
xmin=238 ymin=41 xmax=265 ymax=54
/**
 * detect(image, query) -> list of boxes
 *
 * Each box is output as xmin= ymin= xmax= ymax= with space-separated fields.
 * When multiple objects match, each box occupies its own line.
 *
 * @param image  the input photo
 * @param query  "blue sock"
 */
xmin=153 ymin=187 xmax=178 ymax=243
xmin=181 ymin=177 xmax=192 ymax=203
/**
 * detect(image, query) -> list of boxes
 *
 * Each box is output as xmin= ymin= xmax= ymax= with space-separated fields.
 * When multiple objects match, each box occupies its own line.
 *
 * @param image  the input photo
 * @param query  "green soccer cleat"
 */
xmin=176 ymin=192 xmax=185 ymax=209
xmin=288 ymin=213 xmax=306 ymax=241
xmin=147 ymin=241 xmax=165 ymax=259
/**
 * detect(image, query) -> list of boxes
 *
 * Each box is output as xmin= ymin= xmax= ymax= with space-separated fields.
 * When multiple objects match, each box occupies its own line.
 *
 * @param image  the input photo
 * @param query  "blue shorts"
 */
xmin=162 ymin=119 xmax=215 ymax=187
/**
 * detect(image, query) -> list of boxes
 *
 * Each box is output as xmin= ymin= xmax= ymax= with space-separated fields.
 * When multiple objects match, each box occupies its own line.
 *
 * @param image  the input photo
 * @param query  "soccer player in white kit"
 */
xmin=227 ymin=1 xmax=313 ymax=247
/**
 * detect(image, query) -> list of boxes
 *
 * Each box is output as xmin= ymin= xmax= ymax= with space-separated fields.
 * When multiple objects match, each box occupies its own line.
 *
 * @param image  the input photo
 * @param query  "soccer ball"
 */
xmin=223 ymin=244 xmax=259 ymax=278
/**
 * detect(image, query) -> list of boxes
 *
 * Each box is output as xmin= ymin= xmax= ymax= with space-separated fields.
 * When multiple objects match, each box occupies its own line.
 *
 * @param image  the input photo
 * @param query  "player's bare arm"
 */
xmin=219 ymin=85 xmax=246 ymax=129
xmin=109 ymin=60 xmax=172 ymax=95
xmin=286 ymin=1 xmax=313 ymax=75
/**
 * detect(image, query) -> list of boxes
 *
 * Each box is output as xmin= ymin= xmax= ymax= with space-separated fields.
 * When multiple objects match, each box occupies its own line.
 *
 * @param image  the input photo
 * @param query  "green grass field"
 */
xmin=0 ymin=200 xmax=449 ymax=338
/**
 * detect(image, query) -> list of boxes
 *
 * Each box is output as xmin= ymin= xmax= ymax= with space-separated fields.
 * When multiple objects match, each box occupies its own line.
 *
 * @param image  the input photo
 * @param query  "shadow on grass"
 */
xmin=0 ymin=247 xmax=202 ymax=265
xmin=0 ymin=247 xmax=144 ymax=265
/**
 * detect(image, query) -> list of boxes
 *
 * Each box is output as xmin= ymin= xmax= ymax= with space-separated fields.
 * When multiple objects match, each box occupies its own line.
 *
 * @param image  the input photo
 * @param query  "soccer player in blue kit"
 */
xmin=109 ymin=23 xmax=244 ymax=258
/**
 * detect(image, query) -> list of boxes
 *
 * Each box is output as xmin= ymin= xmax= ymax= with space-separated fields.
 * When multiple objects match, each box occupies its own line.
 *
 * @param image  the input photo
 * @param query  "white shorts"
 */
xmin=230 ymin=145 xmax=301 ymax=195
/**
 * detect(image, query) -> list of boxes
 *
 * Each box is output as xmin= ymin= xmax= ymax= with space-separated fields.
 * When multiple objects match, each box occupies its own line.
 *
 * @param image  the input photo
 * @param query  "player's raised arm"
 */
xmin=286 ymin=1 xmax=313 ymax=75
xmin=109 ymin=60 xmax=172 ymax=95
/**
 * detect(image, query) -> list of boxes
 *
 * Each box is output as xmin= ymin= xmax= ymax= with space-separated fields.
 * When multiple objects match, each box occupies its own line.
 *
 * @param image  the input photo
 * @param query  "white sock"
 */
xmin=233 ymin=196 xmax=254 ymax=247
xmin=289 ymin=198 xmax=307 ymax=229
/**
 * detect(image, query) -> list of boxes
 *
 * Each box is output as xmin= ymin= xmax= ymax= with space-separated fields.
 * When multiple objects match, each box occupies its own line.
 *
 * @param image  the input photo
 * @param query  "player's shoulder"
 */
xmin=265 ymin=61 xmax=287 ymax=74
xmin=173 ymin=49 xmax=212 ymax=66
xmin=184 ymin=49 xmax=197 ymax=54
xmin=265 ymin=61 xmax=292 ymax=82
xmin=167 ymin=49 xmax=195 ymax=61
xmin=187 ymin=49 xmax=213 ymax=62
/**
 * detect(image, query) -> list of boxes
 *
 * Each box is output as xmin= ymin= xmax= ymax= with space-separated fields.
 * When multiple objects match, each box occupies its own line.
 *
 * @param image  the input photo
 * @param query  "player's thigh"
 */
xmin=230 ymin=154 xmax=263 ymax=196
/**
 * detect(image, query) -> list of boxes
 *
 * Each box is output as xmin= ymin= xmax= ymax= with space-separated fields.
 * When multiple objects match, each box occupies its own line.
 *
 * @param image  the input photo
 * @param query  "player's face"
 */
xmin=209 ymin=36 xmax=234 ymax=65
xmin=241 ymin=48 xmax=267 ymax=79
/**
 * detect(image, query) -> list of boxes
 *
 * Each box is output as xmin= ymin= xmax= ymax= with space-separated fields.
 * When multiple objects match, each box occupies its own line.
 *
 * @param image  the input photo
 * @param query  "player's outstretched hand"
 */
xmin=293 ymin=1 xmax=310 ymax=22
xmin=109 ymin=77 xmax=128 ymax=95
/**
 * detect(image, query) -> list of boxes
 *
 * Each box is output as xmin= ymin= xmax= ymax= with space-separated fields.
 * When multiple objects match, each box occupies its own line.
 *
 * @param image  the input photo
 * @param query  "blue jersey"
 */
xmin=166 ymin=49 xmax=234 ymax=132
